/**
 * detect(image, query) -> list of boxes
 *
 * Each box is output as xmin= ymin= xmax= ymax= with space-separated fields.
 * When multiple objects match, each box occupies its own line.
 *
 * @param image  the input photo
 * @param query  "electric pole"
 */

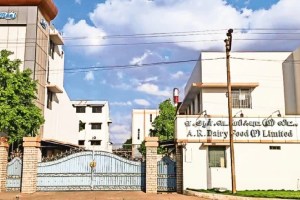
xmin=225 ymin=29 xmax=237 ymax=194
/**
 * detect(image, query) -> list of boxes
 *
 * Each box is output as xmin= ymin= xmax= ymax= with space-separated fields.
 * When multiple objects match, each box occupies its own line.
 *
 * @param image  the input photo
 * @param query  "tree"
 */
xmin=122 ymin=137 xmax=132 ymax=150
xmin=152 ymin=99 xmax=176 ymax=140
xmin=138 ymin=99 xmax=176 ymax=157
xmin=0 ymin=50 xmax=44 ymax=143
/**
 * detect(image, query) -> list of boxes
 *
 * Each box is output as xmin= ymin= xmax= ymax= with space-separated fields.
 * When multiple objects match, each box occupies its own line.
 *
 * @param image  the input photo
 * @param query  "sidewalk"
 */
xmin=0 ymin=191 xmax=204 ymax=200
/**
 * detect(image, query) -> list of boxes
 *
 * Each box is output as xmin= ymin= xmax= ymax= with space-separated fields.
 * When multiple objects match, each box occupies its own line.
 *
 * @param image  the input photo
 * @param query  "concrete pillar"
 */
xmin=21 ymin=137 xmax=40 ymax=193
xmin=145 ymin=137 xmax=158 ymax=193
xmin=0 ymin=137 xmax=9 ymax=192
xmin=176 ymin=144 xmax=183 ymax=194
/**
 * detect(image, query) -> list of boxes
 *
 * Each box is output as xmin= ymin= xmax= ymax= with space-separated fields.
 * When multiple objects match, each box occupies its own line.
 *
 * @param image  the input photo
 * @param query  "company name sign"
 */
xmin=0 ymin=12 xmax=17 ymax=20
xmin=176 ymin=117 xmax=300 ymax=141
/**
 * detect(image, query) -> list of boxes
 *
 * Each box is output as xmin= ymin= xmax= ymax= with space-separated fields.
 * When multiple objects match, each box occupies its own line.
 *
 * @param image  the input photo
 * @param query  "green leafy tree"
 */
xmin=0 ymin=50 xmax=44 ymax=143
xmin=122 ymin=137 xmax=132 ymax=150
xmin=138 ymin=99 xmax=176 ymax=157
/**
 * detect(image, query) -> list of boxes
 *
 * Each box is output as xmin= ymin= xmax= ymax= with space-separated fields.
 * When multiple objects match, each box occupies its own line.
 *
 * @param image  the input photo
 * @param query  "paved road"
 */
xmin=0 ymin=191 xmax=205 ymax=200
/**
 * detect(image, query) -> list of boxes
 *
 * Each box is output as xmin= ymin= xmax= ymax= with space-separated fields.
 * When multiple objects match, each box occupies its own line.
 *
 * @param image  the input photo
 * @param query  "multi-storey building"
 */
xmin=131 ymin=109 xmax=159 ymax=158
xmin=72 ymin=101 xmax=112 ymax=152
xmin=175 ymin=51 xmax=300 ymax=191
xmin=0 ymin=0 xmax=80 ymax=155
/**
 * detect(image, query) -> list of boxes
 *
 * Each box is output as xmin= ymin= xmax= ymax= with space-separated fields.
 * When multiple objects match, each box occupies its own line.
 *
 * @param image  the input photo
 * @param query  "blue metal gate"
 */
xmin=6 ymin=157 xmax=22 ymax=191
xmin=157 ymin=156 xmax=176 ymax=192
xmin=37 ymin=151 xmax=145 ymax=191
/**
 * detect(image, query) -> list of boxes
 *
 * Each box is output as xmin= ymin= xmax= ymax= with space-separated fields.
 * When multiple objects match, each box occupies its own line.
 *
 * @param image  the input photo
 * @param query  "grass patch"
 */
xmin=187 ymin=188 xmax=300 ymax=199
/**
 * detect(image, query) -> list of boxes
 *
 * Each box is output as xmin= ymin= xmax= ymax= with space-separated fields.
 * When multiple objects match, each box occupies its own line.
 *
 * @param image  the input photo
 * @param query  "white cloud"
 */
xmin=62 ymin=18 xmax=107 ymax=54
xmin=136 ymin=83 xmax=170 ymax=97
xmin=144 ymin=76 xmax=158 ymax=82
xmin=75 ymin=0 xmax=81 ymax=5
xmin=171 ymin=71 xmax=185 ymax=79
xmin=84 ymin=71 xmax=94 ymax=81
xmin=84 ymin=0 xmax=300 ymax=52
xmin=110 ymin=124 xmax=131 ymax=144
xmin=130 ymin=50 xmax=154 ymax=66
xmin=110 ymin=101 xmax=132 ymax=106
xmin=134 ymin=99 xmax=150 ymax=106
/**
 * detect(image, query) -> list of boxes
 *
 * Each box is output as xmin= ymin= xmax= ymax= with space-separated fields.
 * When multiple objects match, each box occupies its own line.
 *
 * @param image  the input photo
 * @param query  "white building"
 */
xmin=0 ymin=1 xmax=79 ymax=151
xmin=175 ymin=51 xmax=300 ymax=191
xmin=72 ymin=101 xmax=112 ymax=152
xmin=43 ymin=26 xmax=79 ymax=147
xmin=131 ymin=109 xmax=159 ymax=157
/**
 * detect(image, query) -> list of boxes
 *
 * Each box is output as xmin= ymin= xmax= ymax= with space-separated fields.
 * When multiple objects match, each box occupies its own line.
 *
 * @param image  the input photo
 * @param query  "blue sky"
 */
xmin=51 ymin=0 xmax=300 ymax=144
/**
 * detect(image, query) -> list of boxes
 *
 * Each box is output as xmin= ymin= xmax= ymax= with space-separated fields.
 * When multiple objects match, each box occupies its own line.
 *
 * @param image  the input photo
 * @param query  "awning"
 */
xmin=202 ymin=142 xmax=230 ymax=146
xmin=42 ymin=139 xmax=82 ymax=149
xmin=46 ymin=84 xmax=63 ymax=93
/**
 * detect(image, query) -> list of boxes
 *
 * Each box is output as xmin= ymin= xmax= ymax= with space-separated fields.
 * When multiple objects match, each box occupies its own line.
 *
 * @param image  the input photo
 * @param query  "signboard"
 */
xmin=176 ymin=117 xmax=300 ymax=141
xmin=0 ymin=12 xmax=17 ymax=20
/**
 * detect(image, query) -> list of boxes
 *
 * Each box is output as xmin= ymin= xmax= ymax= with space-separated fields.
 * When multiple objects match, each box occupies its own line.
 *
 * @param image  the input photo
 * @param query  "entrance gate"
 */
xmin=6 ymin=157 xmax=22 ymax=191
xmin=157 ymin=156 xmax=176 ymax=192
xmin=37 ymin=151 xmax=145 ymax=191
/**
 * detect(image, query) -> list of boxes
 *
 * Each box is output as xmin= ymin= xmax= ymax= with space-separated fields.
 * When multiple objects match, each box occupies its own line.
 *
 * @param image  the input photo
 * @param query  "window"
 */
xmin=150 ymin=114 xmax=153 ymax=122
xmin=232 ymin=89 xmax=252 ymax=109
xmin=208 ymin=146 xmax=226 ymax=168
xmin=197 ymin=92 xmax=201 ymax=113
xmin=269 ymin=146 xmax=281 ymax=150
xmin=49 ymin=40 xmax=55 ymax=59
xmin=47 ymin=90 xmax=53 ymax=110
xmin=91 ymin=140 xmax=101 ymax=145
xmin=91 ymin=123 xmax=102 ymax=130
xmin=79 ymin=121 xmax=86 ymax=132
xmin=137 ymin=129 xmax=140 ymax=140
xmin=78 ymin=140 xmax=85 ymax=145
xmin=76 ymin=106 xmax=86 ymax=113
xmin=92 ymin=106 xmax=102 ymax=113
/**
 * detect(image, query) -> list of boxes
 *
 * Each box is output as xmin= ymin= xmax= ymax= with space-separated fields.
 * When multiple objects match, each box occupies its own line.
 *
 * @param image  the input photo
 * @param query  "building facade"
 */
xmin=175 ymin=51 xmax=300 ymax=191
xmin=0 ymin=1 xmax=79 ymax=148
xmin=72 ymin=101 xmax=112 ymax=152
xmin=131 ymin=109 xmax=159 ymax=158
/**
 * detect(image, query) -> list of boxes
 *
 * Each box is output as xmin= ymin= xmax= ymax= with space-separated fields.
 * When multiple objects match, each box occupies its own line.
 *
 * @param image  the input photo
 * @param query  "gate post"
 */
xmin=0 ymin=137 xmax=9 ymax=192
xmin=21 ymin=137 xmax=41 ymax=193
xmin=145 ymin=137 xmax=158 ymax=193
xmin=176 ymin=143 xmax=184 ymax=194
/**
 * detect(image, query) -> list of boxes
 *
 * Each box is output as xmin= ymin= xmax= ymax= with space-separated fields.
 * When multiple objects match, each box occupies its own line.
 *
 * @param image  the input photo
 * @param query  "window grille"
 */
xmin=232 ymin=89 xmax=252 ymax=109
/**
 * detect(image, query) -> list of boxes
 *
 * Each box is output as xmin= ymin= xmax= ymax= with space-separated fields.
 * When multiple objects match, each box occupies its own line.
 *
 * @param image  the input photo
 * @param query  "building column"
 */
xmin=176 ymin=144 xmax=184 ymax=194
xmin=145 ymin=137 xmax=158 ymax=193
xmin=21 ymin=137 xmax=41 ymax=193
xmin=0 ymin=137 xmax=9 ymax=192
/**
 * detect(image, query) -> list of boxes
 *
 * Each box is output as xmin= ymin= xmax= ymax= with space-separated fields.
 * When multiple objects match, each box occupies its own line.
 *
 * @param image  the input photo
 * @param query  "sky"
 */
xmin=51 ymin=0 xmax=300 ymax=145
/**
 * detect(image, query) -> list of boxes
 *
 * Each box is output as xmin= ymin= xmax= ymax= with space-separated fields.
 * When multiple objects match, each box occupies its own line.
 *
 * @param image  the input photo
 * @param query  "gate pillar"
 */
xmin=176 ymin=143 xmax=184 ymax=194
xmin=0 ymin=137 xmax=9 ymax=192
xmin=21 ymin=137 xmax=40 ymax=193
xmin=145 ymin=137 xmax=158 ymax=193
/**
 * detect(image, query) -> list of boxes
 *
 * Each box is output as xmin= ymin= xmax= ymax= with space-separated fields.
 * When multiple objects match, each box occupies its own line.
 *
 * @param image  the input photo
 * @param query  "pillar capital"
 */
xmin=23 ymin=137 xmax=41 ymax=147
xmin=145 ymin=137 xmax=159 ymax=147
xmin=0 ymin=137 xmax=9 ymax=148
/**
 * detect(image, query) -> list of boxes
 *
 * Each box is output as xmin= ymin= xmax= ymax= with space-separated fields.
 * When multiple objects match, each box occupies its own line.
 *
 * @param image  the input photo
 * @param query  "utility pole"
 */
xmin=224 ymin=29 xmax=237 ymax=194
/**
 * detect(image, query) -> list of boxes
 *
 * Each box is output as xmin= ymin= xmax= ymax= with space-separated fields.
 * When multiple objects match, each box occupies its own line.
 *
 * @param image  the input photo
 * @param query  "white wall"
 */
xmin=283 ymin=48 xmax=300 ymax=114
xmin=43 ymin=88 xmax=79 ymax=145
xmin=182 ymin=52 xmax=291 ymax=117
xmin=183 ymin=143 xmax=300 ymax=191
xmin=43 ymin=37 xmax=79 ymax=145
xmin=131 ymin=109 xmax=159 ymax=157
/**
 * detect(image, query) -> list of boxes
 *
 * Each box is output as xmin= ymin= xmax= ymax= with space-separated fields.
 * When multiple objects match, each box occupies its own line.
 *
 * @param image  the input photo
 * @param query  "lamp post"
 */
xmin=225 ymin=29 xmax=237 ymax=194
